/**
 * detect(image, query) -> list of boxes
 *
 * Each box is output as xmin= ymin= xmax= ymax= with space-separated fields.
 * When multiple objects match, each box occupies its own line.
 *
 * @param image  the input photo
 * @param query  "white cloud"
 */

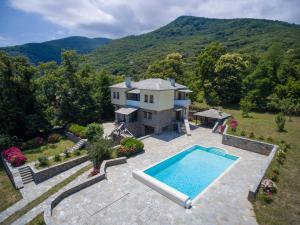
xmin=8 ymin=0 xmax=300 ymax=38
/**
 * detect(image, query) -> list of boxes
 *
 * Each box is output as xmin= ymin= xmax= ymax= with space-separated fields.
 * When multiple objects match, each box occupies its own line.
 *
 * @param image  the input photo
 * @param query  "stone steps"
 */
xmin=18 ymin=166 xmax=34 ymax=185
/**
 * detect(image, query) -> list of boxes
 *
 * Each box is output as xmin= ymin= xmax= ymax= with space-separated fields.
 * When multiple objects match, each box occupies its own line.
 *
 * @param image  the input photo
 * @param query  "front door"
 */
xmin=144 ymin=125 xmax=155 ymax=135
xmin=176 ymin=111 xmax=182 ymax=121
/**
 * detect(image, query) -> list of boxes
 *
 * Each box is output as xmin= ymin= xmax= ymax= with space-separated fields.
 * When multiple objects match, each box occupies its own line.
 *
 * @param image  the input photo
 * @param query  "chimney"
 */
xmin=170 ymin=78 xmax=175 ymax=86
xmin=125 ymin=77 xmax=131 ymax=88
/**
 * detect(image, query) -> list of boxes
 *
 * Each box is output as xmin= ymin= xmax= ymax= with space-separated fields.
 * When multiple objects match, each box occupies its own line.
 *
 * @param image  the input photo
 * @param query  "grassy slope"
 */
xmin=0 ymin=161 xmax=22 ymax=212
xmin=223 ymin=108 xmax=300 ymax=225
xmin=23 ymin=139 xmax=74 ymax=162
xmin=26 ymin=213 xmax=45 ymax=225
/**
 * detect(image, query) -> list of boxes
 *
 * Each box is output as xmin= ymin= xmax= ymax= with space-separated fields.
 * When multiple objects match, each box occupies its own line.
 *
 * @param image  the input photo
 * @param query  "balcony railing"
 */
xmin=174 ymin=99 xmax=191 ymax=107
xmin=126 ymin=100 xmax=140 ymax=108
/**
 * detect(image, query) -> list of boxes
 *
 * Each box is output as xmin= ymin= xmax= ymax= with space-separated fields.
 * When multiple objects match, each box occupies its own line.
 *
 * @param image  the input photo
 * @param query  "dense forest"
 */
xmin=0 ymin=16 xmax=300 ymax=144
xmin=0 ymin=36 xmax=111 ymax=64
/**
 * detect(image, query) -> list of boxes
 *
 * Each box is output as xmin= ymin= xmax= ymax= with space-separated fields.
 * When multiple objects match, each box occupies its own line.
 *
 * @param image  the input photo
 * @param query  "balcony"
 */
xmin=174 ymin=99 xmax=191 ymax=107
xmin=126 ymin=100 xmax=140 ymax=108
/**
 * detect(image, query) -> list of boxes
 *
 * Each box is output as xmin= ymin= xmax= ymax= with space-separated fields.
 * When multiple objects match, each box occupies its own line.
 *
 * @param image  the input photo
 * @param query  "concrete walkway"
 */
xmin=0 ymin=161 xmax=90 ymax=223
xmin=48 ymin=127 xmax=268 ymax=225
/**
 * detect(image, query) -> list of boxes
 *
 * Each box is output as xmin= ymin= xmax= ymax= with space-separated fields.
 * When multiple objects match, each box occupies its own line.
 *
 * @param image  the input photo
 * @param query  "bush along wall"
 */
xmin=117 ymin=137 xmax=144 ymax=157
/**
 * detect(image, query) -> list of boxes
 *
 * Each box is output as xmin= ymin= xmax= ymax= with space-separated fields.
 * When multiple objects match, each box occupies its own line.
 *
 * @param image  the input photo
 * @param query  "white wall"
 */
xmin=140 ymin=90 xmax=174 ymax=111
xmin=111 ymin=87 xmax=128 ymax=106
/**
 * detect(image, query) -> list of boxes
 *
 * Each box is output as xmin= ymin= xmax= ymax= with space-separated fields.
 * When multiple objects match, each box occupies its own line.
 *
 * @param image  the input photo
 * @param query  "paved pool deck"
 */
xmin=49 ymin=126 xmax=267 ymax=225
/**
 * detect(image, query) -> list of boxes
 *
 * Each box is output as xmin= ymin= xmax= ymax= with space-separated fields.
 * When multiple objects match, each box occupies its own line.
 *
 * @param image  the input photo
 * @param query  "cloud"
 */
xmin=8 ymin=0 xmax=300 ymax=38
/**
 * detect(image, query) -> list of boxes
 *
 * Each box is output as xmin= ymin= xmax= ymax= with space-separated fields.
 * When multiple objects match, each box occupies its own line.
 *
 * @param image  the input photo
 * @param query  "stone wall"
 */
xmin=65 ymin=131 xmax=82 ymax=143
xmin=222 ymin=126 xmax=274 ymax=156
xmin=31 ymin=155 xmax=89 ymax=183
xmin=46 ymin=157 xmax=127 ymax=218
xmin=1 ymin=154 xmax=24 ymax=189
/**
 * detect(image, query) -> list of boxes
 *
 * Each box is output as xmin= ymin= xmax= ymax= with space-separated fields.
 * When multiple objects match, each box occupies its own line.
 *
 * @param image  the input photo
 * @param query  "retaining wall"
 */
xmin=31 ymin=155 xmax=89 ymax=183
xmin=1 ymin=154 xmax=24 ymax=189
xmin=47 ymin=157 xmax=127 ymax=217
xmin=222 ymin=126 xmax=274 ymax=156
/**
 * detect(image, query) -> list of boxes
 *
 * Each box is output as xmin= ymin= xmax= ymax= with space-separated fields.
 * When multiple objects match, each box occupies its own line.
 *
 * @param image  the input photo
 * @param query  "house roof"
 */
xmin=110 ymin=78 xmax=188 ymax=91
xmin=115 ymin=107 xmax=138 ymax=115
xmin=193 ymin=109 xmax=231 ymax=120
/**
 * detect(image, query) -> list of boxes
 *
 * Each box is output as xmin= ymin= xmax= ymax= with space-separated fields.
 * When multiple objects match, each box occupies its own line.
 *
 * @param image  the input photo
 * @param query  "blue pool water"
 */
xmin=144 ymin=145 xmax=238 ymax=199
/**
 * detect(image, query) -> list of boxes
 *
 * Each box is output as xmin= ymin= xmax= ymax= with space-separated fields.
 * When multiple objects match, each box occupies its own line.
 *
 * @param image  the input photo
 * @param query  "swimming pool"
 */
xmin=133 ymin=145 xmax=239 ymax=208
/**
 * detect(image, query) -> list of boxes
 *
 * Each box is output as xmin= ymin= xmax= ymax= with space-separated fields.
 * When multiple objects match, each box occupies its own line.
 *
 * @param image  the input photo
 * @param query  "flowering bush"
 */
xmin=218 ymin=125 xmax=225 ymax=134
xmin=261 ymin=178 xmax=277 ymax=194
xmin=230 ymin=119 xmax=238 ymax=132
xmin=47 ymin=133 xmax=61 ymax=143
xmin=2 ymin=147 xmax=27 ymax=167
xmin=117 ymin=146 xmax=136 ymax=157
xmin=117 ymin=137 xmax=144 ymax=157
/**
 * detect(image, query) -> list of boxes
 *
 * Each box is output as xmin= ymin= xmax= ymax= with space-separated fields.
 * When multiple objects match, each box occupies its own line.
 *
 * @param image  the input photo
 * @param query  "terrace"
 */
xmin=47 ymin=126 xmax=271 ymax=225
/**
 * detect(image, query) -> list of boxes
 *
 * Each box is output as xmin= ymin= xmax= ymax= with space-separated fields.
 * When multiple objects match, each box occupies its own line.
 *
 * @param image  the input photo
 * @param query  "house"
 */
xmin=110 ymin=77 xmax=192 ymax=137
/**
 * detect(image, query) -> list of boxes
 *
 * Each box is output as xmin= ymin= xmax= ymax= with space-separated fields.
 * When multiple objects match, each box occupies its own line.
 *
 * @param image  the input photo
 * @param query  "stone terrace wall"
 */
xmin=222 ymin=126 xmax=274 ymax=156
xmin=32 ymin=155 xmax=89 ymax=183
xmin=1 ymin=154 xmax=24 ymax=189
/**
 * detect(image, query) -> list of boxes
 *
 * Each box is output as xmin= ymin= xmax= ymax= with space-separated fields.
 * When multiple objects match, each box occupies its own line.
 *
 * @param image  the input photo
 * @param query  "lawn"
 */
xmin=0 ymin=161 xmax=22 ymax=212
xmin=222 ymin=107 xmax=300 ymax=225
xmin=23 ymin=139 xmax=75 ymax=162
xmin=26 ymin=213 xmax=45 ymax=225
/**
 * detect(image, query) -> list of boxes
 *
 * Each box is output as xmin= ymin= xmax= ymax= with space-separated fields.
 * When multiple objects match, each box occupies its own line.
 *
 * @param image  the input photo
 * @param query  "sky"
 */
xmin=0 ymin=0 xmax=300 ymax=47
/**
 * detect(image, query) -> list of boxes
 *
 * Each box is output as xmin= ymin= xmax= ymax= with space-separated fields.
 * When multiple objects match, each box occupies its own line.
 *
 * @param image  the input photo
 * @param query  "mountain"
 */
xmin=87 ymin=16 xmax=300 ymax=75
xmin=0 ymin=36 xmax=111 ymax=64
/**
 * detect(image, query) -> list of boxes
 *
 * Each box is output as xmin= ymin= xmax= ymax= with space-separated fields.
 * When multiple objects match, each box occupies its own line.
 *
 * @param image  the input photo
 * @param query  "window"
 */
xmin=148 ymin=112 xmax=152 ymax=120
xmin=144 ymin=94 xmax=148 ymax=103
xmin=143 ymin=111 xmax=147 ymax=119
xmin=113 ymin=92 xmax=116 ymax=99
xmin=149 ymin=95 xmax=154 ymax=103
xmin=117 ymin=92 xmax=119 ymax=99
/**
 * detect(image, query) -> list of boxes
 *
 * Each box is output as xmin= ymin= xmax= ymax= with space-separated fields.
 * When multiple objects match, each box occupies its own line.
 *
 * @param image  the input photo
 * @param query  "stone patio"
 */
xmin=48 ymin=126 xmax=268 ymax=225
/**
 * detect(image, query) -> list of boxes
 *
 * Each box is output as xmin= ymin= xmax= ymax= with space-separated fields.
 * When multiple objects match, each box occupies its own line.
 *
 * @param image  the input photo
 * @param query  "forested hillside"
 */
xmin=1 ymin=36 xmax=111 ymax=64
xmin=87 ymin=16 xmax=300 ymax=75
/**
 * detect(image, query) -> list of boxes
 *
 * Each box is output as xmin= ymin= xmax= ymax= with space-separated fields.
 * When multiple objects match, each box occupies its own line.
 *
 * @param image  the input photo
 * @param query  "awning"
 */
xmin=193 ymin=109 xmax=231 ymax=120
xmin=174 ymin=106 xmax=184 ymax=111
xmin=115 ymin=107 xmax=138 ymax=115
xmin=179 ymin=89 xmax=192 ymax=93
xmin=127 ymin=89 xmax=140 ymax=94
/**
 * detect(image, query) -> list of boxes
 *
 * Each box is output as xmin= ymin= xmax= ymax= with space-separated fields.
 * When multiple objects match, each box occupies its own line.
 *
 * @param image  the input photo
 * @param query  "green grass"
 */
xmin=34 ymin=150 xmax=88 ymax=170
xmin=23 ymin=140 xmax=75 ymax=162
xmin=222 ymin=107 xmax=300 ymax=225
xmin=0 ymin=163 xmax=92 ymax=225
xmin=0 ymin=161 xmax=22 ymax=212
xmin=26 ymin=213 xmax=45 ymax=225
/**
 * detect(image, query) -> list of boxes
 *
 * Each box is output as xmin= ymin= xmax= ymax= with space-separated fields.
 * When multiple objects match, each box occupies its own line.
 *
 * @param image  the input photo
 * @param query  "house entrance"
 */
xmin=144 ymin=125 xmax=155 ymax=135
xmin=176 ymin=111 xmax=182 ymax=121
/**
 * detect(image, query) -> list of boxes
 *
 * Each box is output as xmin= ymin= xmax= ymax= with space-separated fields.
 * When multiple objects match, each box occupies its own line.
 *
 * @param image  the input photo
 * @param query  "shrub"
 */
xmin=261 ymin=192 xmax=273 ymax=204
xmin=249 ymin=132 xmax=255 ymax=139
xmin=271 ymin=174 xmax=279 ymax=182
xmin=68 ymin=124 xmax=87 ymax=138
xmin=272 ymin=166 xmax=280 ymax=175
xmin=85 ymin=123 xmax=104 ymax=143
xmin=47 ymin=133 xmax=61 ymax=143
xmin=49 ymin=144 xmax=56 ymax=149
xmin=267 ymin=136 xmax=273 ymax=142
xmin=0 ymin=134 xmax=13 ymax=150
xmin=258 ymin=135 xmax=264 ymax=140
xmin=277 ymin=150 xmax=286 ymax=159
xmin=74 ymin=149 xmax=81 ymax=156
xmin=38 ymin=156 xmax=49 ymax=167
xmin=230 ymin=119 xmax=238 ymax=132
xmin=54 ymin=154 xmax=61 ymax=162
xmin=34 ymin=137 xmax=44 ymax=147
xmin=64 ymin=150 xmax=71 ymax=158
xmin=88 ymin=138 xmax=113 ymax=168
xmin=118 ymin=138 xmax=144 ymax=157
xmin=240 ymin=131 xmax=246 ymax=136
xmin=2 ymin=147 xmax=27 ymax=167
xmin=275 ymin=113 xmax=286 ymax=132
xmin=240 ymin=97 xmax=254 ymax=118
xmin=261 ymin=178 xmax=277 ymax=193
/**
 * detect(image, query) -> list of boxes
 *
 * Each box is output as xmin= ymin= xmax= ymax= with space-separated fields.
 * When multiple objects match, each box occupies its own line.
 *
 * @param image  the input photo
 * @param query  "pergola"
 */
xmin=193 ymin=109 xmax=231 ymax=126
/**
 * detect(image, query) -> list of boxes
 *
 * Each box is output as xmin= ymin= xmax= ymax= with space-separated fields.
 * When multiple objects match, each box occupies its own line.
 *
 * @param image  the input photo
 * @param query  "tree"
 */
xmin=85 ymin=123 xmax=104 ymax=143
xmin=214 ymin=53 xmax=248 ymax=104
xmin=275 ymin=113 xmax=286 ymax=132
xmin=88 ymin=137 xmax=112 ymax=168
xmin=240 ymin=97 xmax=255 ymax=118
xmin=147 ymin=52 xmax=184 ymax=83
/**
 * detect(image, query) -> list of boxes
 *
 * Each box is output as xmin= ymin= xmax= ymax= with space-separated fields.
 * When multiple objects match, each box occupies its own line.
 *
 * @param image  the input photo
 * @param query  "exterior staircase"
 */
xmin=69 ymin=139 xmax=87 ymax=152
xmin=183 ymin=119 xmax=191 ymax=136
xmin=18 ymin=166 xmax=34 ymax=184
